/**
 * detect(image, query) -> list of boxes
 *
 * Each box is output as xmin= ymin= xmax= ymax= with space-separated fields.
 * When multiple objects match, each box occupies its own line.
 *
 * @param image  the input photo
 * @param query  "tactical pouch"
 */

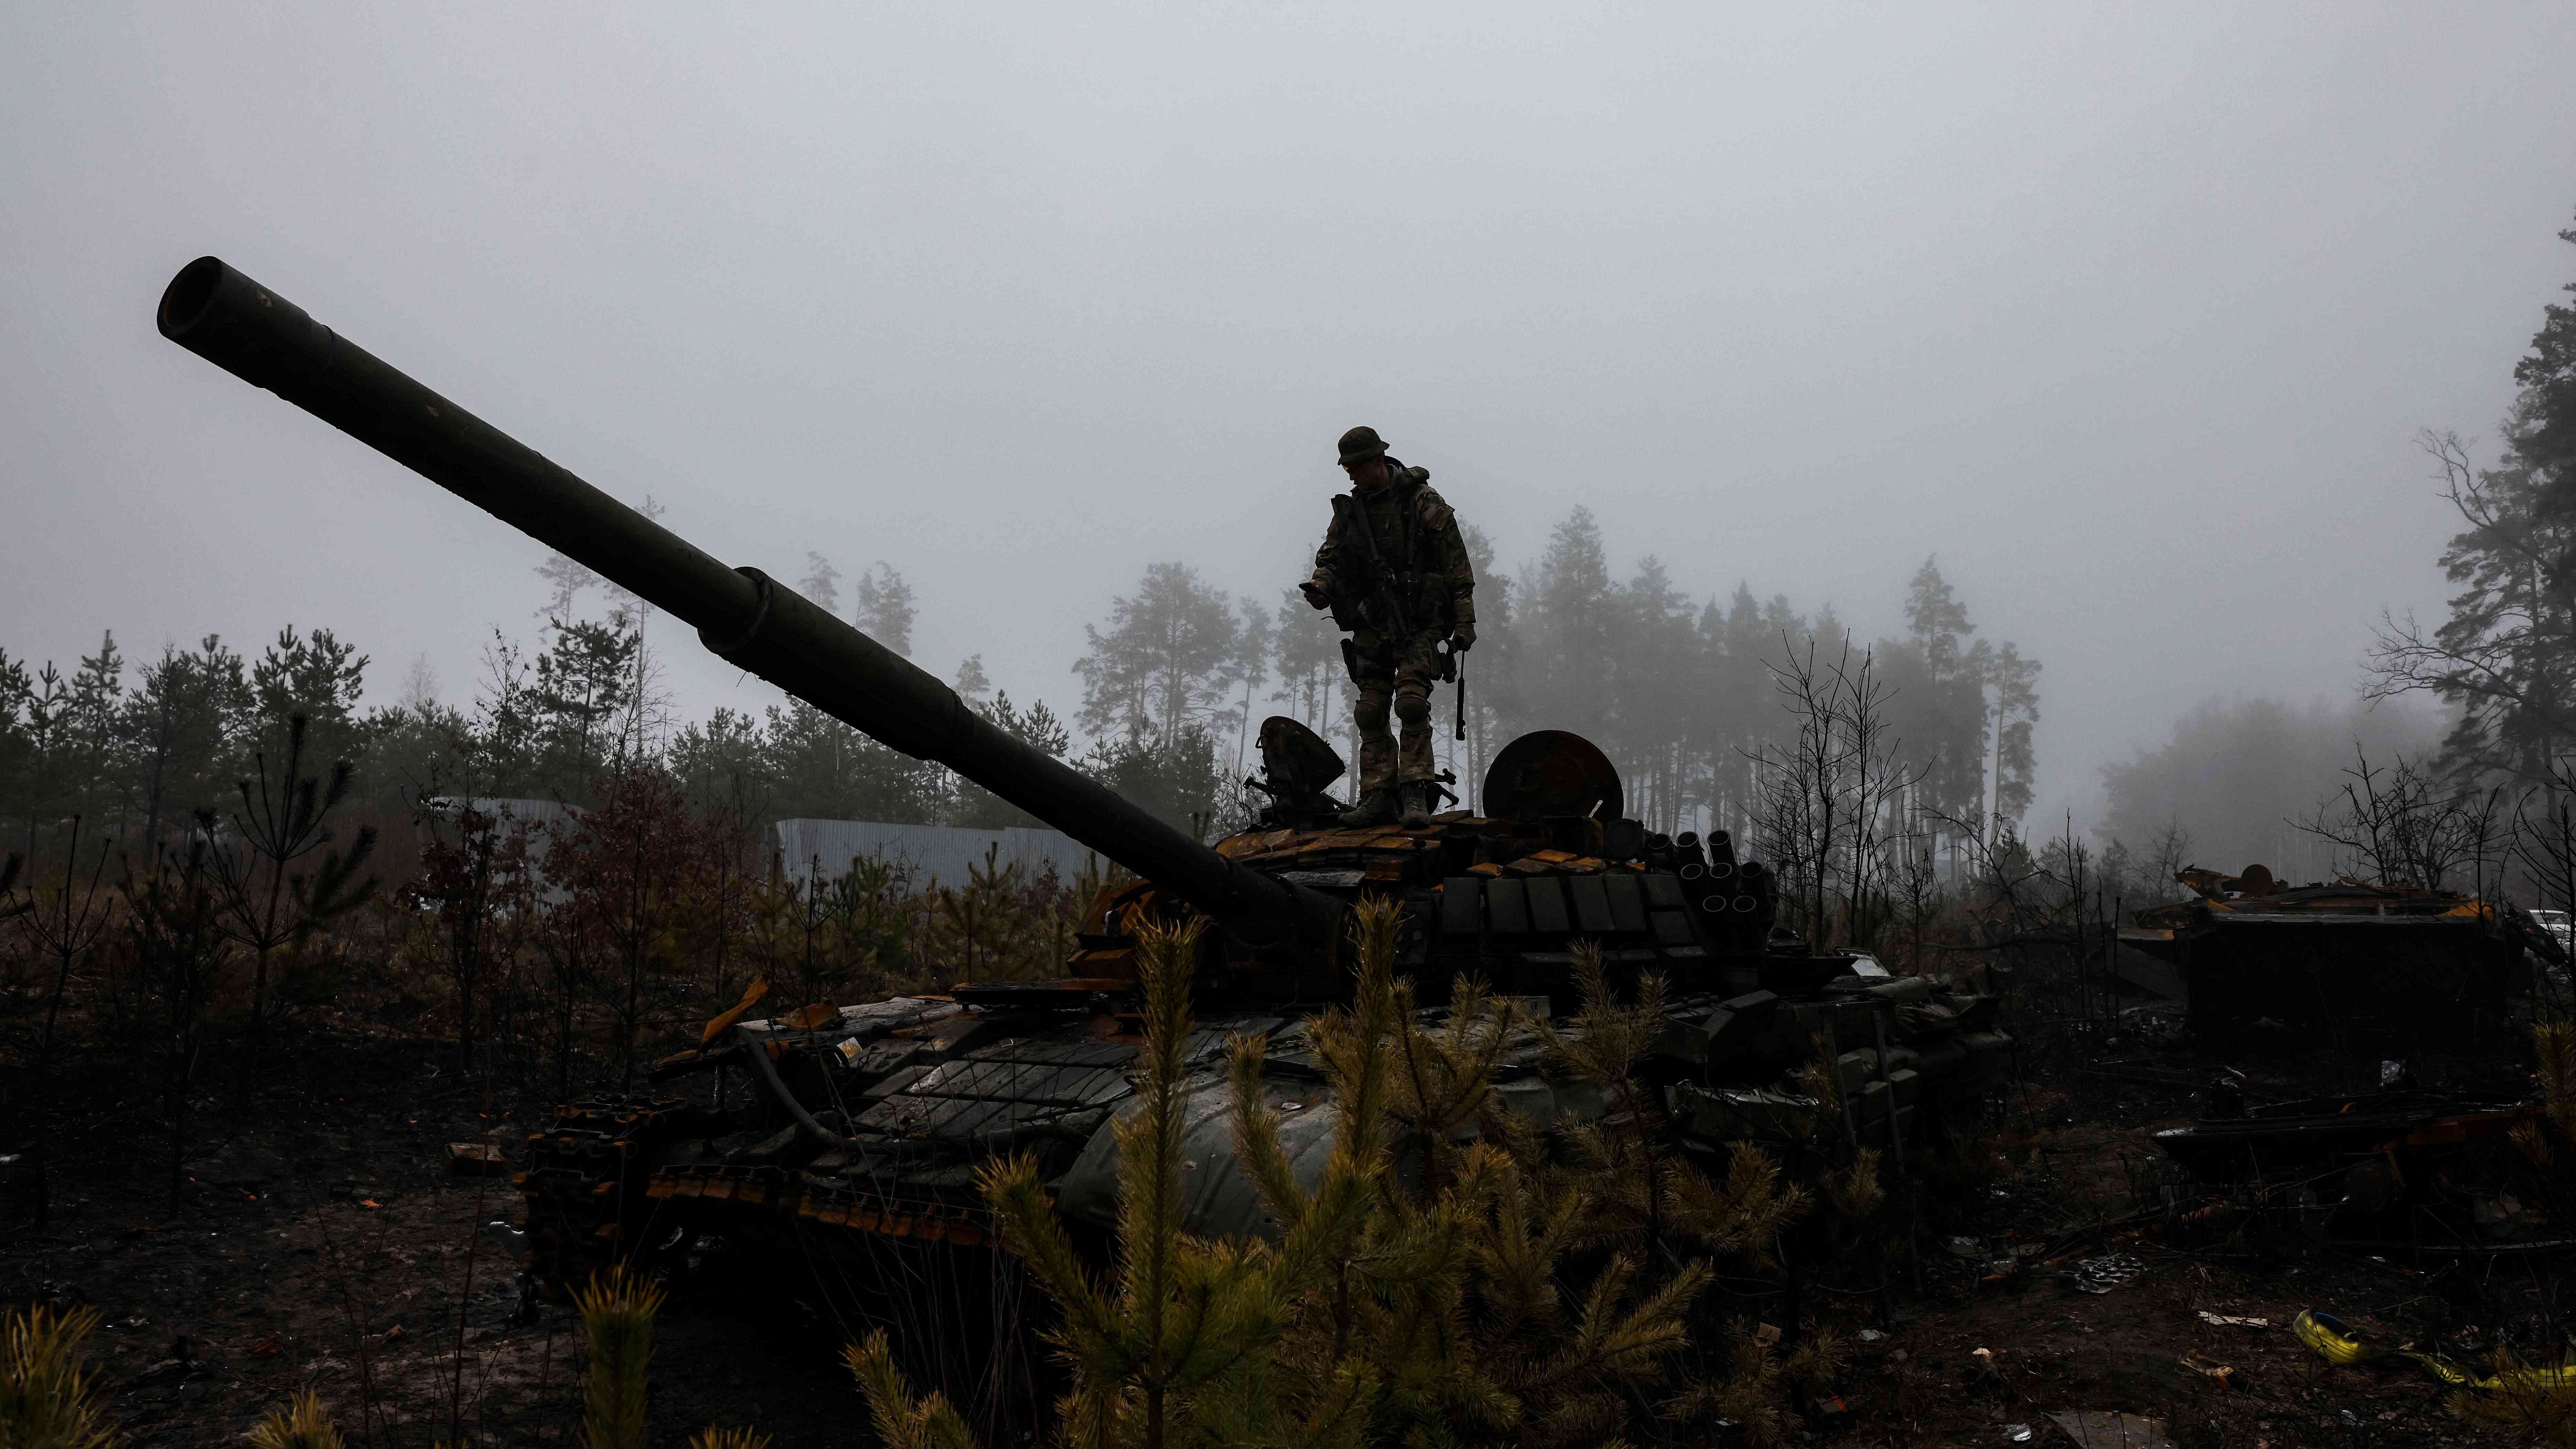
xmin=1339 ymin=637 xmax=1361 ymax=683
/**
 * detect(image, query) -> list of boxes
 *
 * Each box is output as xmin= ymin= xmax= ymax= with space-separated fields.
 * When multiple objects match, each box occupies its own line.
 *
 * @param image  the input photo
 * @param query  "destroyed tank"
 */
xmin=156 ymin=256 xmax=2016 ymax=1300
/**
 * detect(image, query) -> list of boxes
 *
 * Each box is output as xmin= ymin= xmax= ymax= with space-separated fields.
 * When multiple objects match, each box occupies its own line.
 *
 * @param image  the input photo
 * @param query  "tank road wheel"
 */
xmin=516 ymin=1096 xmax=712 ymax=1300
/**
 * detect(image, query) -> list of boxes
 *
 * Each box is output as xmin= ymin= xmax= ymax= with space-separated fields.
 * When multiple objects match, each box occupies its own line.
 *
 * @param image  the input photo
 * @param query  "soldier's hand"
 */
xmin=1299 ymin=580 xmax=1332 ymax=610
xmin=1448 ymin=623 xmax=1475 ymax=653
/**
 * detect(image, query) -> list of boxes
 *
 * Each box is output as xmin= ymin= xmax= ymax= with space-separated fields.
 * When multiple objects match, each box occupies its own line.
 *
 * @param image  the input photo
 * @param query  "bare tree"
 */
xmin=408 ymin=801 xmax=537 ymax=1080
xmin=1748 ymin=632 xmax=1929 ymax=950
xmin=2294 ymin=747 xmax=2506 ymax=893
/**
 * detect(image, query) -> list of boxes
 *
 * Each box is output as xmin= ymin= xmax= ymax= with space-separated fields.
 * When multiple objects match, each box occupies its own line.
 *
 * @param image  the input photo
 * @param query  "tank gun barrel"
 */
xmin=156 ymin=256 xmax=1338 ymax=950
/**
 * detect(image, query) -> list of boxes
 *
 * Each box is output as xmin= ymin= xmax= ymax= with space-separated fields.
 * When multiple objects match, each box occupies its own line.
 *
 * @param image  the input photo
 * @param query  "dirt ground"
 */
xmin=1 ymin=1028 xmax=866 ymax=1449
xmin=1 ymin=1031 xmax=2550 ymax=1448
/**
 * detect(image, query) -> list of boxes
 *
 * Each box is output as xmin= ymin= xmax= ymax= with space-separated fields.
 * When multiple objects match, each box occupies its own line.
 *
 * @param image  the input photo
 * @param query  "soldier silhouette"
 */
xmin=1298 ymin=426 xmax=1476 ymax=827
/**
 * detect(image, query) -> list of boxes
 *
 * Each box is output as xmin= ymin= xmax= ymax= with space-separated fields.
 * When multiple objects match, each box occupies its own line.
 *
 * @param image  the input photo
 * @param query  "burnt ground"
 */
xmin=0 ymin=1026 xmax=867 ymax=1449
xmin=1842 ymin=1105 xmax=2552 ymax=1449
xmin=1 ymin=1029 xmax=2555 ymax=1449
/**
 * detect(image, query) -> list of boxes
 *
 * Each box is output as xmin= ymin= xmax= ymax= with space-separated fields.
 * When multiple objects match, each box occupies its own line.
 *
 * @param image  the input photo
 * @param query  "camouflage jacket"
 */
xmin=1307 ymin=464 xmax=1475 ymax=634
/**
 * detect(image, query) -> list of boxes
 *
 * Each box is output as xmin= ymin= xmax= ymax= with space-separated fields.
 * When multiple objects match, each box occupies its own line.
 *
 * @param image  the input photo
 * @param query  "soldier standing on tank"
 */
xmin=1297 ymin=426 xmax=1476 ymax=828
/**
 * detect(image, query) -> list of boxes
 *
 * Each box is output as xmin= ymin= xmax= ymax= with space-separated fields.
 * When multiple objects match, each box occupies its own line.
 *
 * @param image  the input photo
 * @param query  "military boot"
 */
xmin=1338 ymin=788 xmax=1398 ymax=828
xmin=1397 ymin=780 xmax=1436 ymax=829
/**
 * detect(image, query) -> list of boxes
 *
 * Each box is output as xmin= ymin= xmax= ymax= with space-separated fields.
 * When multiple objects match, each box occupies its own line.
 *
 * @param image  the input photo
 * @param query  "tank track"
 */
xmin=516 ymin=1095 xmax=713 ymax=1299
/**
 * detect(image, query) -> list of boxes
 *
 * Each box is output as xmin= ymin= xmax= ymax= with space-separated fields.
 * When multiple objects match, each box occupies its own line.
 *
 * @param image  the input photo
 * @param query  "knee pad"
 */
xmin=1354 ymin=694 xmax=1391 ymax=731
xmin=1393 ymin=692 xmax=1431 ymax=728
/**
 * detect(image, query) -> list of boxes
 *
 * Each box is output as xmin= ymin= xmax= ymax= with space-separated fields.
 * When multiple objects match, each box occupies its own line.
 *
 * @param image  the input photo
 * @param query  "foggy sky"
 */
xmin=6 ymin=4 xmax=2575 ymax=838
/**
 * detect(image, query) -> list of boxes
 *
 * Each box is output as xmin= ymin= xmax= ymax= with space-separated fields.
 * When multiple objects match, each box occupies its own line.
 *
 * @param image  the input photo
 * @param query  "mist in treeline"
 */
xmin=0 ymin=506 xmax=2051 ymax=867
xmin=2097 ymin=696 xmax=2449 ymax=887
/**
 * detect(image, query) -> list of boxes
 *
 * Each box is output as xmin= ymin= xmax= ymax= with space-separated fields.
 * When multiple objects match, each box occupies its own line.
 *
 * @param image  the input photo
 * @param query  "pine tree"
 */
xmin=854 ymin=562 xmax=918 ymax=656
xmin=54 ymin=633 xmax=125 ymax=825
xmin=250 ymin=625 xmax=368 ymax=728
xmin=1890 ymin=557 xmax=1990 ymax=828
xmin=1550 ymin=944 xmax=1805 ymax=1266
xmin=246 ymin=1392 xmax=344 ymax=1449
xmin=125 ymin=635 xmax=252 ymax=846
xmin=762 ymin=700 xmax=950 ymax=824
xmin=2371 ymin=210 xmax=2576 ymax=775
xmin=531 ymin=612 xmax=640 ymax=784
xmin=2520 ymin=208 xmax=2576 ymax=520
xmin=0 ymin=647 xmax=34 ymax=821
xmin=799 ymin=551 xmax=842 ymax=613
xmin=1516 ymin=509 xmax=1614 ymax=742
xmin=1986 ymin=642 xmax=2042 ymax=828
xmin=1 ymin=1303 xmax=114 ymax=1449
xmin=971 ymin=915 xmax=1331 ymax=1448
xmin=1607 ymin=557 xmax=1701 ymax=832
xmin=1271 ymin=587 xmax=1346 ymax=736
xmin=1232 ymin=897 xmax=1486 ymax=1440
xmin=536 ymin=551 xmax=603 ymax=620
xmin=1082 ymin=724 xmax=1224 ymax=835
xmin=1075 ymin=563 xmax=1242 ymax=752
xmin=573 ymin=1265 xmax=664 ymax=1449
xmin=668 ymin=706 xmax=776 ymax=823
xmin=1226 ymin=599 xmax=1273 ymax=781
xmin=954 ymin=691 xmax=1075 ymax=829
xmin=205 ymin=712 xmax=380 ymax=1100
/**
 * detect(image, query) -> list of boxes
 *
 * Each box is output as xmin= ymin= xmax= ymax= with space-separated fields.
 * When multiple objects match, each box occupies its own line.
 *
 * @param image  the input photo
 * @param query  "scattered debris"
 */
xmin=2000 ymin=1426 xmax=2033 ymax=1444
xmin=2153 ymin=1091 xmax=2536 ymax=1181
xmin=2178 ymin=1348 xmax=2236 ymax=1387
xmin=357 ymin=1198 xmax=382 ymax=1209
xmin=2068 ymin=1253 xmax=2145 ymax=1294
xmin=381 ymin=1324 xmax=406 ymax=1344
xmin=249 ymin=1334 xmax=282 ymax=1358
xmin=2196 ymin=1311 xmax=2268 ymax=1329
xmin=1857 ymin=1328 xmax=1885 ymax=1343
xmin=1752 ymin=1322 xmax=1781 ymax=1346
xmin=445 ymin=1142 xmax=508 ymax=1176
xmin=2294 ymin=1309 xmax=2576 ymax=1392
xmin=2046 ymin=1410 xmax=2176 ymax=1448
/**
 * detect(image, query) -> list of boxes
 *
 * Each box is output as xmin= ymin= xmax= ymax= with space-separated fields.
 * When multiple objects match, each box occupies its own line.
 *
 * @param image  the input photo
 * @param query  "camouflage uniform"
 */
xmin=1307 ymin=464 xmax=1476 ymax=799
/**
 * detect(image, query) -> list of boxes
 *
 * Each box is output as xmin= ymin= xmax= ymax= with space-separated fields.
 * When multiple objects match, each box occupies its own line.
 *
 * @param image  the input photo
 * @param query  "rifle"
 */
xmin=1453 ymin=648 xmax=1467 ymax=740
xmin=1333 ymin=486 xmax=1458 ymax=686
xmin=1332 ymin=490 xmax=1413 ymax=639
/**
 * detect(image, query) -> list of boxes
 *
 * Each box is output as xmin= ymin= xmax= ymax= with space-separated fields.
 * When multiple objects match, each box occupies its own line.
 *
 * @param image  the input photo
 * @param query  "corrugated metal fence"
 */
xmin=772 ymin=819 xmax=1099 ymax=891
xmin=411 ymin=801 xmax=1099 ymax=895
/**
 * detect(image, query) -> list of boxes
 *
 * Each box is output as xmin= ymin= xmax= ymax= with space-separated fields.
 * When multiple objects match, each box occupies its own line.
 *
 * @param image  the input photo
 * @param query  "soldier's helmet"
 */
xmin=1336 ymin=426 xmax=1390 ymax=465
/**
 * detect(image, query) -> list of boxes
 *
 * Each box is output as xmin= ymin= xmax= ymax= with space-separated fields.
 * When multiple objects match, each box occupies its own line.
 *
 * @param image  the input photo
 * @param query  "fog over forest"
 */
xmin=16 ymin=20 xmax=2576 ymax=1445
xmin=7 ymin=7 xmax=2576 ymax=875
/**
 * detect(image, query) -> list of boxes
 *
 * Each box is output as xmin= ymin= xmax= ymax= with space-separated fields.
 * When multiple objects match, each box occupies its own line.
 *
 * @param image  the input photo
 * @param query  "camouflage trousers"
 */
xmin=1344 ymin=627 xmax=1447 ymax=795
